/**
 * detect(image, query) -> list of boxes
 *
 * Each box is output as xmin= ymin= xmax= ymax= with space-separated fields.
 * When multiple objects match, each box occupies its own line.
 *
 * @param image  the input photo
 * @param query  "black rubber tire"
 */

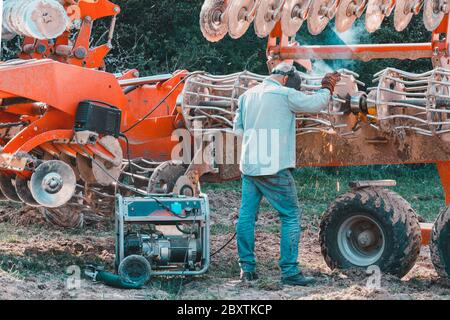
xmin=430 ymin=206 xmax=450 ymax=281
xmin=319 ymin=187 xmax=422 ymax=278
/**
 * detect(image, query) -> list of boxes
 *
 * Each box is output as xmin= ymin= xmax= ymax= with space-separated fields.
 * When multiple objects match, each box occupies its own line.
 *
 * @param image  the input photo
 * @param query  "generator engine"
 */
xmin=115 ymin=194 xmax=210 ymax=284
xmin=123 ymin=230 xmax=202 ymax=267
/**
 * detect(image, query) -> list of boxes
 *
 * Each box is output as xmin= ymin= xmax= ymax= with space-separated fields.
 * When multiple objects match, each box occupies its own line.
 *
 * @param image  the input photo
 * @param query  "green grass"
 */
xmin=204 ymin=164 xmax=445 ymax=222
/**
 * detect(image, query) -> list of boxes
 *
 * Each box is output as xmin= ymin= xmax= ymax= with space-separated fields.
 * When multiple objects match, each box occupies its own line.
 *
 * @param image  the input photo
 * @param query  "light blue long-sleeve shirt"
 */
xmin=233 ymin=77 xmax=331 ymax=176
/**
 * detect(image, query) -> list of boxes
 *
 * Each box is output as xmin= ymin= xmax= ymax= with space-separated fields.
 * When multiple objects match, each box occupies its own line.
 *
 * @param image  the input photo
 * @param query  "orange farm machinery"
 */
xmin=0 ymin=0 xmax=447 ymax=281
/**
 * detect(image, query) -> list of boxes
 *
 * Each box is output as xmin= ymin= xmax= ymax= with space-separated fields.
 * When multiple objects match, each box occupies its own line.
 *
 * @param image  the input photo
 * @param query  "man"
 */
xmin=233 ymin=62 xmax=340 ymax=286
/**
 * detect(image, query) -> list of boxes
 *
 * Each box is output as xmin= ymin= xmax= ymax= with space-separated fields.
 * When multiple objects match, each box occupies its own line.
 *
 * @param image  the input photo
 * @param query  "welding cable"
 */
xmin=76 ymin=143 xmax=147 ymax=195
xmin=176 ymin=223 xmax=199 ymax=236
xmin=121 ymin=71 xmax=205 ymax=134
xmin=210 ymin=232 xmax=237 ymax=257
xmin=118 ymin=133 xmax=134 ymax=184
xmin=123 ymin=85 xmax=139 ymax=95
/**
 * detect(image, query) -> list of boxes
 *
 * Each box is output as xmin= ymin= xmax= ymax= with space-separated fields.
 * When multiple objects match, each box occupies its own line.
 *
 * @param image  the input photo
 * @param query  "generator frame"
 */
xmin=114 ymin=193 xmax=211 ymax=277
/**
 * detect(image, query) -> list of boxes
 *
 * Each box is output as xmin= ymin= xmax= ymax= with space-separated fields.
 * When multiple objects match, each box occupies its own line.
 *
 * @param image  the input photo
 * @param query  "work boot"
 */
xmin=282 ymin=272 xmax=316 ymax=286
xmin=240 ymin=270 xmax=259 ymax=282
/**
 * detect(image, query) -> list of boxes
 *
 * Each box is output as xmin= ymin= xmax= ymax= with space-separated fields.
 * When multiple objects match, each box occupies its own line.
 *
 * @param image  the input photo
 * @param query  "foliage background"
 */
xmin=101 ymin=0 xmax=433 ymax=85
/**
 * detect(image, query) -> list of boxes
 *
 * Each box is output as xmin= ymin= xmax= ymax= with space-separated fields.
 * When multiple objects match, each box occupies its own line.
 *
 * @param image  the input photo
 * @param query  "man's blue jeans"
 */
xmin=236 ymin=169 xmax=301 ymax=278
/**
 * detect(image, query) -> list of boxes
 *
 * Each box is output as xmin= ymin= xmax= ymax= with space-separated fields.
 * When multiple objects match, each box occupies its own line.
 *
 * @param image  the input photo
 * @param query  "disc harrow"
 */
xmin=200 ymin=0 xmax=450 ymax=40
xmin=368 ymin=67 xmax=450 ymax=139
xmin=180 ymin=67 xmax=450 ymax=141
xmin=181 ymin=69 xmax=365 ymax=137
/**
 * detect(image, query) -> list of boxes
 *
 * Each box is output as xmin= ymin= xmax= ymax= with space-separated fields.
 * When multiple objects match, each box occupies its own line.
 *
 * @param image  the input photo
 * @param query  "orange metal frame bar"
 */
xmin=277 ymin=42 xmax=434 ymax=61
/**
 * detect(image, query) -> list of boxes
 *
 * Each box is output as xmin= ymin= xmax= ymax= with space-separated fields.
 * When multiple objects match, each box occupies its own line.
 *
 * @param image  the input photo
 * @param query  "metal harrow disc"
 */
xmin=173 ymin=173 xmax=199 ymax=197
xmin=147 ymin=160 xmax=187 ymax=194
xmin=0 ymin=173 xmax=21 ymax=202
xmin=5 ymin=0 xmax=69 ymax=40
xmin=372 ymin=70 xmax=407 ymax=132
xmin=228 ymin=0 xmax=257 ymax=39
xmin=281 ymin=0 xmax=311 ymax=36
xmin=15 ymin=175 xmax=40 ymax=207
xmin=91 ymin=136 xmax=123 ymax=186
xmin=335 ymin=0 xmax=367 ymax=33
xmin=30 ymin=160 xmax=76 ymax=208
xmin=394 ymin=0 xmax=419 ymax=32
xmin=368 ymin=67 xmax=450 ymax=138
xmin=76 ymin=153 xmax=97 ymax=184
xmin=92 ymin=155 xmax=123 ymax=187
xmin=59 ymin=153 xmax=80 ymax=181
xmin=307 ymin=0 xmax=338 ymax=35
xmin=200 ymin=0 xmax=230 ymax=42
xmin=365 ymin=0 xmax=394 ymax=33
xmin=423 ymin=0 xmax=447 ymax=31
xmin=254 ymin=0 xmax=283 ymax=38
xmin=75 ymin=136 xmax=123 ymax=186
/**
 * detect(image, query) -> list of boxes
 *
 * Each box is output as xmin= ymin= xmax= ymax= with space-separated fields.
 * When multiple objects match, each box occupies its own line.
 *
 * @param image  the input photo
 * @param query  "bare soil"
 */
xmin=0 ymin=190 xmax=449 ymax=300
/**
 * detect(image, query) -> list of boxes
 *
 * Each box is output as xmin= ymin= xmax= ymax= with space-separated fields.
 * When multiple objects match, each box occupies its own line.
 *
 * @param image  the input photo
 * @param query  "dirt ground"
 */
xmin=0 ymin=190 xmax=449 ymax=300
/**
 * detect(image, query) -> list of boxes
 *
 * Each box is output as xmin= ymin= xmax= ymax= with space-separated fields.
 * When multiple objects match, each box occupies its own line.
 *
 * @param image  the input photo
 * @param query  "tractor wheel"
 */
xmin=430 ymin=206 xmax=450 ymax=281
xmin=319 ymin=187 xmax=421 ymax=278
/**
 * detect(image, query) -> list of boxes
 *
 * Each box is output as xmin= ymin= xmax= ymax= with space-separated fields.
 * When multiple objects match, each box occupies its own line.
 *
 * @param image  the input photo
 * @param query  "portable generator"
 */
xmin=114 ymin=193 xmax=210 ymax=284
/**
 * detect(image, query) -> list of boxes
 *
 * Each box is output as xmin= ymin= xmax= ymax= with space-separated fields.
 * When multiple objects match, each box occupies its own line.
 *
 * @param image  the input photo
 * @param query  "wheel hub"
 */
xmin=42 ymin=173 xmax=63 ymax=194
xmin=357 ymin=230 xmax=376 ymax=248
xmin=338 ymin=215 xmax=386 ymax=266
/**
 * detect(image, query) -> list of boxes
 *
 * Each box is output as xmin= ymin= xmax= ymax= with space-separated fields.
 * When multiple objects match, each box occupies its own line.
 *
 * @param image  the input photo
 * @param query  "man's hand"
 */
xmin=321 ymin=72 xmax=341 ymax=94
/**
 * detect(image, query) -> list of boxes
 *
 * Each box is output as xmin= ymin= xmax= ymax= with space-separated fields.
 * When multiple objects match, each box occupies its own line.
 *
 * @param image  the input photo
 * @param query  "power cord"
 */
xmin=118 ymin=133 xmax=134 ymax=184
xmin=210 ymin=232 xmax=237 ymax=257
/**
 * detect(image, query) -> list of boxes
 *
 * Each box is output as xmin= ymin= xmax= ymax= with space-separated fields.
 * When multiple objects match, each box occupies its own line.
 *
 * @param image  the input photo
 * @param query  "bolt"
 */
xmin=36 ymin=44 xmax=46 ymax=54
xmin=42 ymin=173 xmax=63 ymax=194
xmin=74 ymin=47 xmax=87 ymax=59
xmin=357 ymin=230 xmax=375 ymax=248
xmin=212 ymin=10 xmax=222 ymax=23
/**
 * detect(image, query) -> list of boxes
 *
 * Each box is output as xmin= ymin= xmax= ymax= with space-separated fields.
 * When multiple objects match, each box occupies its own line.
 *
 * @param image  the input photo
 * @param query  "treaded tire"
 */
xmin=319 ymin=187 xmax=421 ymax=278
xmin=430 ymin=206 xmax=450 ymax=280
